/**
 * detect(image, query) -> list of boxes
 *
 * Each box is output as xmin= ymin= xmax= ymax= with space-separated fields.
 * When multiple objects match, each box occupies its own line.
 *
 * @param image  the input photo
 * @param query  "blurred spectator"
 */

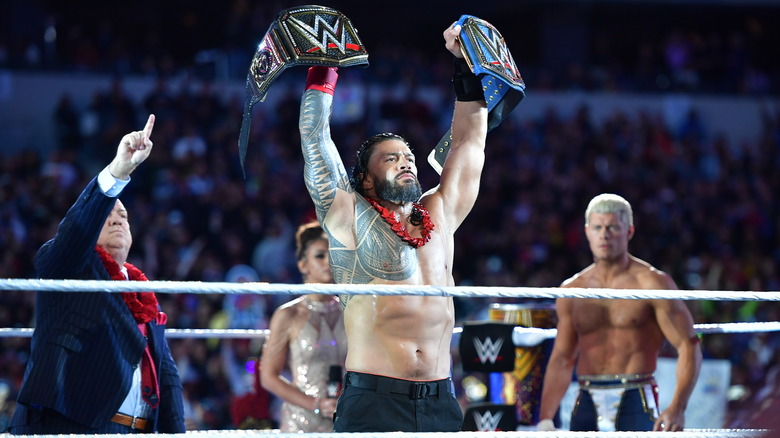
xmin=52 ymin=94 xmax=81 ymax=151
xmin=228 ymin=353 xmax=274 ymax=430
xmin=0 ymin=380 xmax=14 ymax=432
xmin=0 ymin=1 xmax=777 ymax=93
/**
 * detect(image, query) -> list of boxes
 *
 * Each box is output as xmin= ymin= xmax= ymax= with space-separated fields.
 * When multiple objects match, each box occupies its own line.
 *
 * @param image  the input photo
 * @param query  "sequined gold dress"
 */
xmin=280 ymin=296 xmax=347 ymax=432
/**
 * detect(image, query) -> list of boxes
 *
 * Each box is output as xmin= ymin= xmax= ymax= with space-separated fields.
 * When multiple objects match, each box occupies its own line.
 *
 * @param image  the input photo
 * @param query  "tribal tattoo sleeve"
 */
xmin=300 ymin=89 xmax=417 ymax=306
xmin=299 ymin=89 xmax=353 ymax=222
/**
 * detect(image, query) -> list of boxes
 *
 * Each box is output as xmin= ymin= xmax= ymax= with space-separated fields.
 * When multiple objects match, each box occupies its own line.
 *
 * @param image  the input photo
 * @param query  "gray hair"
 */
xmin=585 ymin=193 xmax=633 ymax=227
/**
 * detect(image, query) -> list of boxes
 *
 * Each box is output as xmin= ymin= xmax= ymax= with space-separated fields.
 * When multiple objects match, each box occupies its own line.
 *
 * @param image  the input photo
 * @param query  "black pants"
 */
xmin=333 ymin=371 xmax=463 ymax=432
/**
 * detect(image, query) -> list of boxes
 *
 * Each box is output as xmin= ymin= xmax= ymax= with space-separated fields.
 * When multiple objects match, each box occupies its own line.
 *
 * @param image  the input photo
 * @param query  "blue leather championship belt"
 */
xmin=238 ymin=5 xmax=368 ymax=176
xmin=428 ymin=15 xmax=526 ymax=174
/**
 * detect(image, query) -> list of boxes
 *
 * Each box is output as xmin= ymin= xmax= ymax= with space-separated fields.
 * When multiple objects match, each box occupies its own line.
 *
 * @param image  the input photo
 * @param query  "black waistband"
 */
xmin=345 ymin=371 xmax=450 ymax=399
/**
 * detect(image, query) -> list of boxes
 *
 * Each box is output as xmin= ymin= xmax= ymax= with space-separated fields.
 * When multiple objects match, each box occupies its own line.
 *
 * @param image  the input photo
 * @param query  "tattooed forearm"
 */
xmin=300 ymin=89 xmax=352 ymax=221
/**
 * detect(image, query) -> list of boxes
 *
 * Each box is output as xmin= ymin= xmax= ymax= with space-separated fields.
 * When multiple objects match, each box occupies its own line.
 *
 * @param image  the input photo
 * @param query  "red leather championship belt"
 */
xmin=238 ymin=5 xmax=368 ymax=175
xmin=429 ymin=15 xmax=525 ymax=174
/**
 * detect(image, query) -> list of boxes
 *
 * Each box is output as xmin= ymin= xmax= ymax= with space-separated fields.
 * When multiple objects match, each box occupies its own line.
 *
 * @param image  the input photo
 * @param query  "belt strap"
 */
xmin=579 ymin=373 xmax=656 ymax=389
xmin=111 ymin=412 xmax=150 ymax=432
xmin=346 ymin=372 xmax=449 ymax=399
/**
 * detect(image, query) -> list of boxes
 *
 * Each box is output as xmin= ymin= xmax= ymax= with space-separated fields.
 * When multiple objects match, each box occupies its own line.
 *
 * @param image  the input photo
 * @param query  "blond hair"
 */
xmin=585 ymin=193 xmax=633 ymax=227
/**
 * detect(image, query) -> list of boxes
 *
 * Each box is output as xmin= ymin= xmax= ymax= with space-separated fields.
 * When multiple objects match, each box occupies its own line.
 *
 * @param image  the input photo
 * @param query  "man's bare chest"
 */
xmin=572 ymin=299 xmax=656 ymax=334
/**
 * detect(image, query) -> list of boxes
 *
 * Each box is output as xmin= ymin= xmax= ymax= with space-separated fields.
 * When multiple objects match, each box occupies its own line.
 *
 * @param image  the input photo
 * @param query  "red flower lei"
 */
xmin=95 ymin=245 xmax=159 ymax=324
xmin=366 ymin=198 xmax=435 ymax=248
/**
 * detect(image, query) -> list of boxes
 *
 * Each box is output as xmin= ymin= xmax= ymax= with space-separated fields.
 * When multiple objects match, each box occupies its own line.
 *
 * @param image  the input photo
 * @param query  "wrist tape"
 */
xmin=305 ymin=66 xmax=339 ymax=95
xmin=452 ymin=58 xmax=483 ymax=101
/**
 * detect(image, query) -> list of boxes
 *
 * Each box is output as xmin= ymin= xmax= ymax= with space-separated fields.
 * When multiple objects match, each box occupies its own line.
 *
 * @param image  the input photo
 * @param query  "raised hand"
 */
xmin=443 ymin=23 xmax=464 ymax=59
xmin=109 ymin=114 xmax=156 ymax=179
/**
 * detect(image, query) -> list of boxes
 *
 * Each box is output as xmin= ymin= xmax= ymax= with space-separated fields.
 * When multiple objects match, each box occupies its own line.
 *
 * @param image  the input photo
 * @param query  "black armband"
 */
xmin=452 ymin=58 xmax=483 ymax=102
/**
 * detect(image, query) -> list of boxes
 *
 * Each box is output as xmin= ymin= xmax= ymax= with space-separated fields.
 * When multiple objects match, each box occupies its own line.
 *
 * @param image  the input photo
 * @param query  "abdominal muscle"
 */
xmin=344 ymin=295 xmax=454 ymax=380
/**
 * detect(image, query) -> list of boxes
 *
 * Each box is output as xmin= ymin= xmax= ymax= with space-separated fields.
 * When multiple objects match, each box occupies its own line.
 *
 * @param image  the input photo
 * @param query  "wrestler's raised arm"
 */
xmin=434 ymin=25 xmax=488 ymax=231
xmin=299 ymin=67 xmax=354 ymax=225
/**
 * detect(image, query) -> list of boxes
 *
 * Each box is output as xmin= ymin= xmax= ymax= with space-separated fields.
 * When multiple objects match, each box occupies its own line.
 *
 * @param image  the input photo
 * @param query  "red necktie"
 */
xmin=138 ymin=323 xmax=160 ymax=409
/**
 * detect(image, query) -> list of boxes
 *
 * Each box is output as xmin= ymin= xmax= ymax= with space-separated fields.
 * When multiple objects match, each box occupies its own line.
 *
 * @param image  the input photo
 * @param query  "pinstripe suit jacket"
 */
xmin=13 ymin=177 xmax=185 ymax=432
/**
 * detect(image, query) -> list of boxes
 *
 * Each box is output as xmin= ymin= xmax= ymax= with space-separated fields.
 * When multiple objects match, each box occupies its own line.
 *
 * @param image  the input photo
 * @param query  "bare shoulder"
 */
xmin=324 ymin=191 xmax=358 ymax=235
xmin=271 ymin=297 xmax=306 ymax=322
xmin=630 ymin=256 xmax=677 ymax=290
xmin=420 ymin=185 xmax=441 ymax=201
xmin=420 ymin=189 xmax=448 ymax=229
xmin=560 ymin=264 xmax=595 ymax=288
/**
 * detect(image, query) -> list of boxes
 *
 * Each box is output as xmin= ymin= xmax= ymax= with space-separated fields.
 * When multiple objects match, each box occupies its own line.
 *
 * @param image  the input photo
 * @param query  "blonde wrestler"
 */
xmin=539 ymin=194 xmax=702 ymax=432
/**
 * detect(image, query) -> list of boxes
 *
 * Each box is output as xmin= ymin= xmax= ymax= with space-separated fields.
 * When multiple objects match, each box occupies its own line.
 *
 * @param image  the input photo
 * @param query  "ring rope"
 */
xmin=3 ymin=321 xmax=778 ymax=339
xmin=0 ymin=327 xmax=269 ymax=339
xmin=1 ymin=278 xmax=779 ymax=301
xmin=1 ymin=286 xmax=774 ymax=437
xmin=0 ymin=429 xmax=767 ymax=437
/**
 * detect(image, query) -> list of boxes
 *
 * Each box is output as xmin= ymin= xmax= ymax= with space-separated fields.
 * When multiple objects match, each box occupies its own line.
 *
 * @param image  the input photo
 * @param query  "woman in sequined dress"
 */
xmin=261 ymin=222 xmax=347 ymax=432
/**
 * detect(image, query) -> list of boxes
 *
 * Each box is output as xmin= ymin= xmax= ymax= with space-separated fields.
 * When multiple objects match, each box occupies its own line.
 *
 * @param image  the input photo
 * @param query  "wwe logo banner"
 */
xmin=474 ymin=410 xmax=503 ymax=431
xmin=462 ymin=403 xmax=519 ymax=431
xmin=459 ymin=322 xmax=516 ymax=372
xmin=238 ymin=5 xmax=369 ymax=175
xmin=473 ymin=336 xmax=504 ymax=364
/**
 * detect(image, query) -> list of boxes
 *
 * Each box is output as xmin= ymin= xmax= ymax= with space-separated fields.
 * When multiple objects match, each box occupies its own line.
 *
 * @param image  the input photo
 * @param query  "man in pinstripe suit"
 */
xmin=7 ymin=115 xmax=186 ymax=434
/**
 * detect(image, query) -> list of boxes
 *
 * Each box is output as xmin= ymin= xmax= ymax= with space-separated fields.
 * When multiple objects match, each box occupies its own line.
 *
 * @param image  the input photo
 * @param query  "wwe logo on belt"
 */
xmin=473 ymin=336 xmax=505 ymax=364
xmin=473 ymin=25 xmax=523 ymax=82
xmin=288 ymin=15 xmax=360 ymax=54
xmin=472 ymin=409 xmax=505 ymax=431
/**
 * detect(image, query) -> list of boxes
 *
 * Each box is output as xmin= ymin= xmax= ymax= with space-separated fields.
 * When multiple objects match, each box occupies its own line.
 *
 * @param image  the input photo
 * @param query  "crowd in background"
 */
xmin=1 ymin=0 xmax=779 ymax=95
xmin=1 ymin=0 xmax=779 ymax=431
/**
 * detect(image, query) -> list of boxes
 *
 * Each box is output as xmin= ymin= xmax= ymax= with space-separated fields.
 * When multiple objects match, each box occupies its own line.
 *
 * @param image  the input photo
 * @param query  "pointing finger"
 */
xmin=142 ymin=114 xmax=156 ymax=138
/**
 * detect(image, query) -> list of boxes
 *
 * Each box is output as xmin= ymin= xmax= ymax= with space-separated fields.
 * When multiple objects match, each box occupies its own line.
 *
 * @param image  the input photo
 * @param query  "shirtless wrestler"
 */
xmin=298 ymin=24 xmax=487 ymax=432
xmin=538 ymin=193 xmax=702 ymax=432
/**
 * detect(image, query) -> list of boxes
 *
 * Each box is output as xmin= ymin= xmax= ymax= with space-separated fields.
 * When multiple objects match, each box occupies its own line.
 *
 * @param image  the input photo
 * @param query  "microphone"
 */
xmin=326 ymin=365 xmax=342 ymax=398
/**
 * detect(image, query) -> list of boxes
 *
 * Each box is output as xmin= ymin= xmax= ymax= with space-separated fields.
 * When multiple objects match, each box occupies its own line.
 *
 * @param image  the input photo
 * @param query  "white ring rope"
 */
xmin=0 ymin=328 xmax=269 ymax=339
xmin=2 ymin=285 xmax=774 ymax=436
xmin=2 ymin=321 xmax=778 ymax=340
xmin=1 ymin=278 xmax=779 ymax=301
xmin=0 ymin=429 xmax=769 ymax=437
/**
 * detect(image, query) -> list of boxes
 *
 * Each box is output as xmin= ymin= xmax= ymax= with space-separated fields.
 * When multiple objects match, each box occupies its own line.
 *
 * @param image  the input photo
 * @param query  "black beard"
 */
xmin=375 ymin=177 xmax=423 ymax=204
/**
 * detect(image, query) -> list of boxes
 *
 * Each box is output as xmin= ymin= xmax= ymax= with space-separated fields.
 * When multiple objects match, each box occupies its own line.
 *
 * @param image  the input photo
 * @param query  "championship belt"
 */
xmin=428 ymin=15 xmax=526 ymax=174
xmin=238 ymin=5 xmax=368 ymax=175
